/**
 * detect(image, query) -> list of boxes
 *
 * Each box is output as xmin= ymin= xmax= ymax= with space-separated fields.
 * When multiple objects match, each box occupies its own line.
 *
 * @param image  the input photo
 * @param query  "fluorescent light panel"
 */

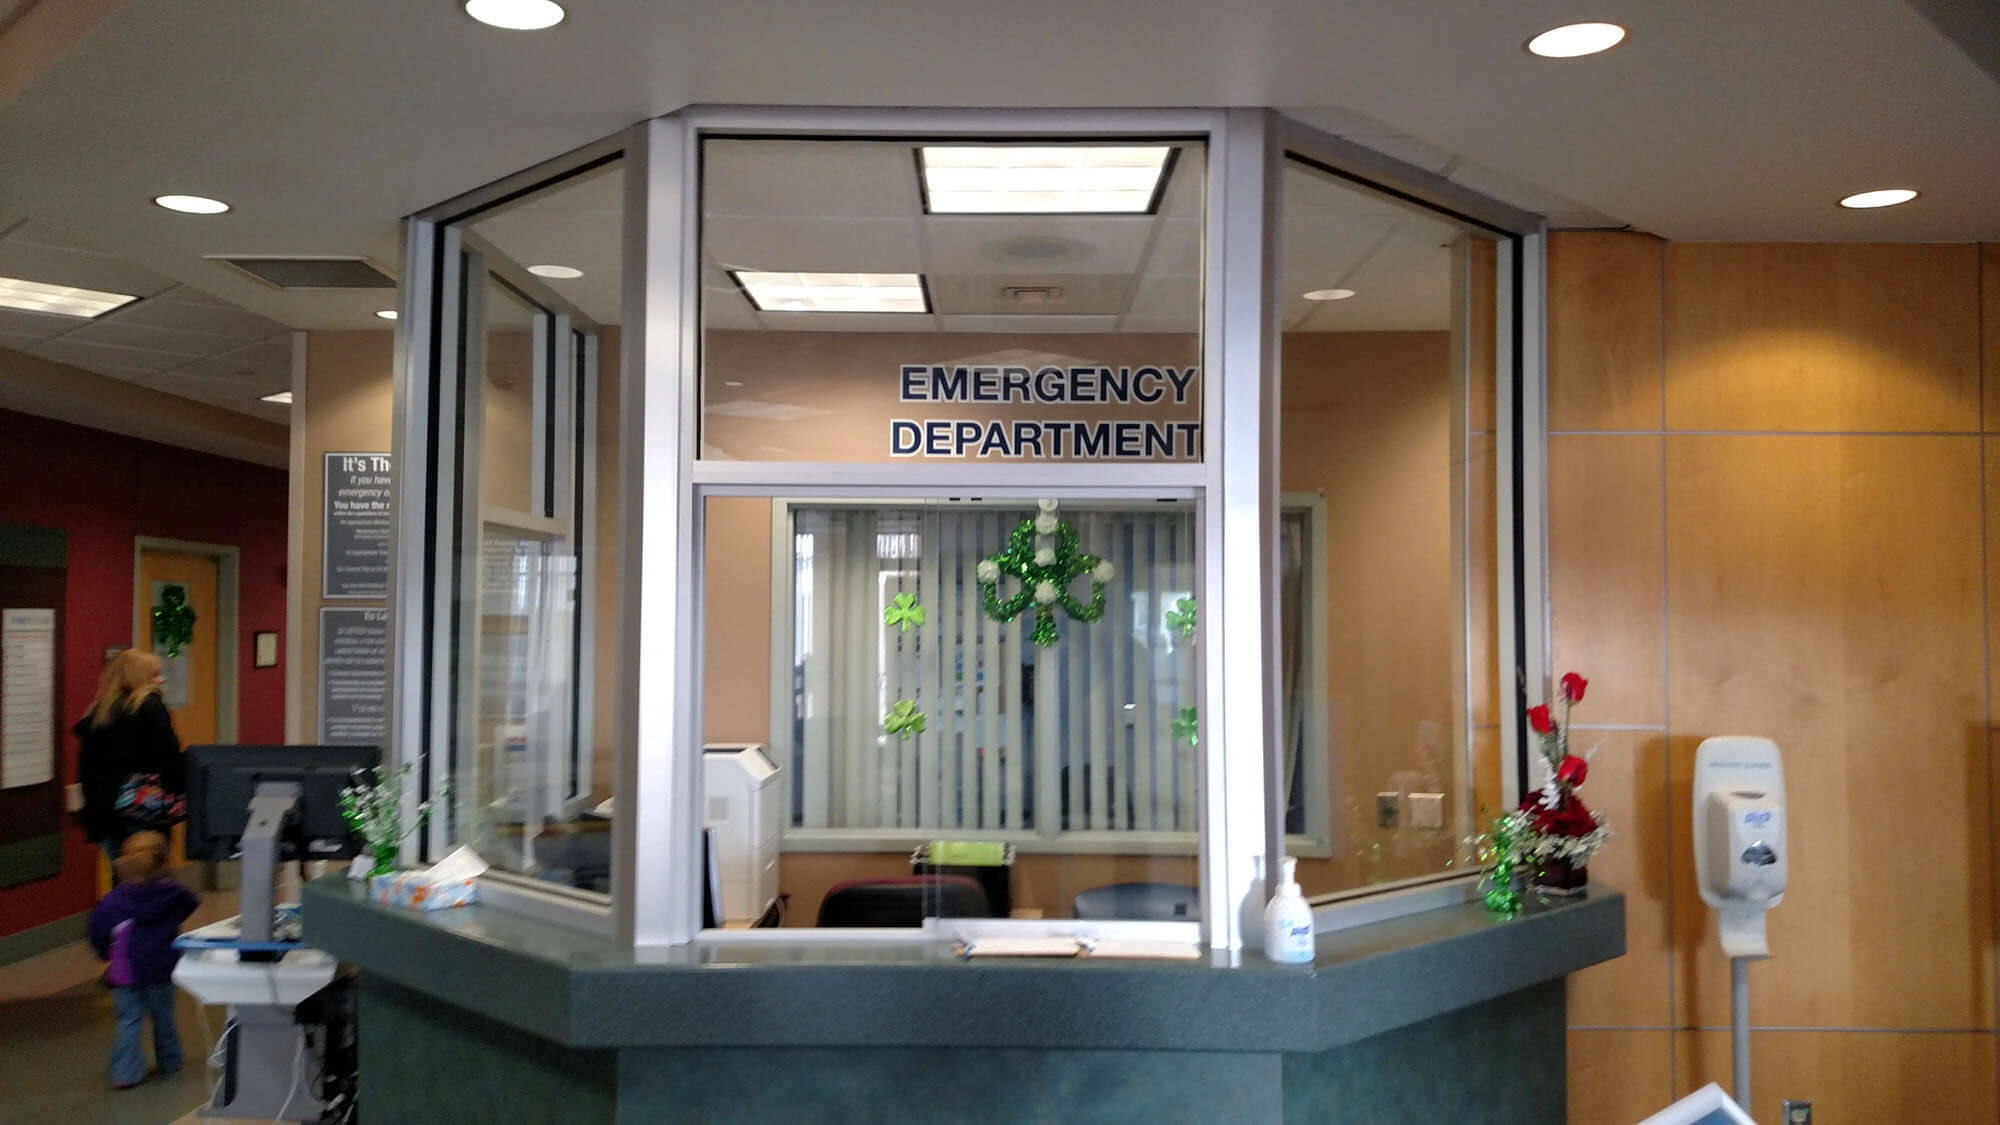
xmin=260 ymin=391 xmax=293 ymax=404
xmin=0 ymin=276 xmax=140 ymax=318
xmin=732 ymin=271 xmax=929 ymax=314
xmin=920 ymin=145 xmax=1173 ymax=214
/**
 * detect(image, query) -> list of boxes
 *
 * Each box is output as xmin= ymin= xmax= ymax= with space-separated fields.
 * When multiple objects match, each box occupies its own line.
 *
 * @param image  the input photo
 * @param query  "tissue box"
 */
xmin=370 ymin=871 xmax=479 ymax=911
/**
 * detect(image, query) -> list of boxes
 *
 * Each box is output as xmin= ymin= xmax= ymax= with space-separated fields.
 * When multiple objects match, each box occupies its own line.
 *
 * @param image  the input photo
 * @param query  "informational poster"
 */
xmin=319 ymin=607 xmax=389 ymax=747
xmin=323 ymin=452 xmax=393 ymax=598
xmin=1 ymin=608 xmax=57 ymax=789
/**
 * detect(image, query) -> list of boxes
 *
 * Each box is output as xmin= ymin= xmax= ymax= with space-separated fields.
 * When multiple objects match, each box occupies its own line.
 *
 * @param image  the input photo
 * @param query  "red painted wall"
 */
xmin=0 ymin=408 xmax=288 ymax=938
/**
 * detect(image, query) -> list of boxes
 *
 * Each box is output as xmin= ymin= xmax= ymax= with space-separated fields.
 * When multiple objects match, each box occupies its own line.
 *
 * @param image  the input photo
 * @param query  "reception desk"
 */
xmin=301 ymin=877 xmax=1622 ymax=1123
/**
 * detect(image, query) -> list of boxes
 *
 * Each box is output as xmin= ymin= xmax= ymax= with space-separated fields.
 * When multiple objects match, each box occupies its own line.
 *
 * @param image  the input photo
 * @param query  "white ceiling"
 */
xmin=0 ymin=219 xmax=292 ymax=421
xmin=0 ymin=0 xmax=1992 ymax=408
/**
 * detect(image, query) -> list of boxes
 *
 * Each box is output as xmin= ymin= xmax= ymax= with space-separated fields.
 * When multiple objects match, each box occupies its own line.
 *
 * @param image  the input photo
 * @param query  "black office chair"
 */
xmin=1072 ymin=882 xmax=1201 ymax=922
xmin=816 ymin=875 xmax=992 ymax=927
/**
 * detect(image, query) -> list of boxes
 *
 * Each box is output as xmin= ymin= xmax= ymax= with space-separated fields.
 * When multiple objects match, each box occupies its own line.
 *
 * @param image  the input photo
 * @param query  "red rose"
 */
xmin=1550 ymin=795 xmax=1596 ymax=837
xmin=1555 ymin=754 xmax=1588 ymax=788
xmin=1527 ymin=704 xmax=1554 ymax=735
xmin=1561 ymin=672 xmax=1588 ymax=704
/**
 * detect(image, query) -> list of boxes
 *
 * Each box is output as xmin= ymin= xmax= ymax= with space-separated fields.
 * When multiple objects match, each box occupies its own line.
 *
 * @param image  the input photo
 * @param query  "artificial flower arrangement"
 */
xmin=1482 ymin=671 xmax=1610 ymax=913
xmin=338 ymin=762 xmax=437 ymax=878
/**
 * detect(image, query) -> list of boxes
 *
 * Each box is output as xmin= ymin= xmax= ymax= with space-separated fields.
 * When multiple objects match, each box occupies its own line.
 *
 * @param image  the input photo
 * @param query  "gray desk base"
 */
xmin=302 ymin=877 xmax=1622 ymax=1124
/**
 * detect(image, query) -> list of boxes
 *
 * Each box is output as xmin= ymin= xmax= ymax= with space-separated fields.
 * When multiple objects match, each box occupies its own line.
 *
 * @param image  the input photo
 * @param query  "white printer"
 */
xmin=702 ymin=743 xmax=782 ymax=924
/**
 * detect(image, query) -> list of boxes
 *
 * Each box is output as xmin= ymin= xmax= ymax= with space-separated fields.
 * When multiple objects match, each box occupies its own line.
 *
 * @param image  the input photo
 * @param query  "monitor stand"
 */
xmin=237 ymin=779 xmax=302 ymax=955
xmin=196 ymin=779 xmax=329 ymax=1121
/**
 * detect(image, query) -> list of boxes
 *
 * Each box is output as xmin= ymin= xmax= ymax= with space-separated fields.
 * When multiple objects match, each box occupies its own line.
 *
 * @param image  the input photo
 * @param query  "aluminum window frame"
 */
xmin=390 ymin=106 xmax=1544 ymax=950
xmin=390 ymin=139 xmax=622 ymax=919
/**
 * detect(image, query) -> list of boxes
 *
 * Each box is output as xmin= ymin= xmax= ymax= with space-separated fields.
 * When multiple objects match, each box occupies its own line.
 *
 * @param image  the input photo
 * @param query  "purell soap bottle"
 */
xmin=1263 ymin=856 xmax=1315 ymax=963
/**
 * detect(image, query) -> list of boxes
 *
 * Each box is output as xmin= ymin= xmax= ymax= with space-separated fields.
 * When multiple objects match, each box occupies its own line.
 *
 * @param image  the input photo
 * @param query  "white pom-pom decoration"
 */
xmin=976 ymin=560 xmax=1000 ymax=584
xmin=1034 ymin=581 xmax=1057 ymax=605
xmin=1092 ymin=560 xmax=1115 ymax=583
xmin=1036 ymin=498 xmax=1058 ymax=513
xmin=1034 ymin=548 xmax=1055 ymax=566
xmin=1034 ymin=513 xmax=1058 ymax=535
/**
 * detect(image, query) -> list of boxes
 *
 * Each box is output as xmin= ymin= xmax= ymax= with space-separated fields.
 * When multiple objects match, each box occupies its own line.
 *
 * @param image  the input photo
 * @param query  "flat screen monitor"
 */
xmin=184 ymin=744 xmax=380 ymax=862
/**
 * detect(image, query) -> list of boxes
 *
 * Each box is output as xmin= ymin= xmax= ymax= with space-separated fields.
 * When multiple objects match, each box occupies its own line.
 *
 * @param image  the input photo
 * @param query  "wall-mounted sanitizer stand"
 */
xmin=1692 ymin=736 xmax=1788 ymax=1114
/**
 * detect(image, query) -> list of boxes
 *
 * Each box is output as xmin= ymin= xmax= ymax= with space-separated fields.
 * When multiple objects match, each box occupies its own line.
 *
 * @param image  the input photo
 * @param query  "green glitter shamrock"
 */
xmin=977 ymin=505 xmax=1113 ymax=647
xmin=1170 ymin=706 xmax=1199 ymax=746
xmin=152 ymin=585 xmax=196 ymax=659
xmin=1164 ymin=597 xmax=1197 ymax=640
xmin=1478 ymin=812 xmax=1523 ymax=918
xmin=883 ymin=592 xmax=926 ymax=632
xmin=883 ymin=699 xmax=927 ymax=740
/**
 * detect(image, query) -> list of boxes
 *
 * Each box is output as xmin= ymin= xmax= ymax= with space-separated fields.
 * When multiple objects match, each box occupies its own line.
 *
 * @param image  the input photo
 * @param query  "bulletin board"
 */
xmin=0 ymin=525 xmax=67 ymax=889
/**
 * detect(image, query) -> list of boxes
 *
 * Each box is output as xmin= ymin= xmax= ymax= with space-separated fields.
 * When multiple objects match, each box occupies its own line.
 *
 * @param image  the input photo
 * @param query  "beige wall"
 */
xmin=703 ymin=330 xmax=1200 ymax=462
xmin=292 ymin=331 xmax=395 ymax=741
xmin=1555 ymin=235 xmax=2000 ymax=1124
xmin=293 ymin=327 xmax=622 ymax=798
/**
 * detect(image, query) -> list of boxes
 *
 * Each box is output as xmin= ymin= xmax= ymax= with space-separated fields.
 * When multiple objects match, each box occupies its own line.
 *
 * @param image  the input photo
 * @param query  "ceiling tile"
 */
xmin=924 ymin=217 xmax=1153 ymax=277
xmin=0 ymin=237 xmax=177 ymax=299
xmin=108 ymin=297 xmax=286 ymax=340
xmin=0 ymin=306 xmax=84 ymax=342
xmin=705 ymin=216 xmax=922 ymax=273
xmin=61 ymin=318 xmax=242 ymax=357
xmin=26 ymin=337 xmax=192 ymax=373
xmin=937 ymin=314 xmax=1119 ymax=334
xmin=704 ymin=139 xmax=923 ymax=220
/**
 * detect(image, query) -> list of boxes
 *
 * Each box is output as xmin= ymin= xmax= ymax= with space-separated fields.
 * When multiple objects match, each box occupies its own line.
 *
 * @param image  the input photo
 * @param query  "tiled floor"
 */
xmin=0 ymin=889 xmax=251 ymax=1125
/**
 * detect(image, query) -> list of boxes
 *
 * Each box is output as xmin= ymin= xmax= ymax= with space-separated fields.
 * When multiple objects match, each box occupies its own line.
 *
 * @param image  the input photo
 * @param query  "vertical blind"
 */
xmin=790 ymin=505 xmax=1208 ymax=835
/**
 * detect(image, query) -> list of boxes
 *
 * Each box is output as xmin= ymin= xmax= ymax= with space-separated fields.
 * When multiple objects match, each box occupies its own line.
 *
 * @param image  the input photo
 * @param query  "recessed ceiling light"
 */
xmin=152 ymin=194 xmax=231 ymax=215
xmin=731 ymin=271 xmax=930 ymax=314
xmin=1302 ymin=288 xmax=1356 ymax=301
xmin=260 ymin=391 xmax=293 ymax=405
xmin=375 ymin=309 xmax=399 ymax=320
xmin=1838 ymin=188 xmax=1919 ymax=209
xmin=1526 ymin=22 xmax=1627 ymax=58
xmin=527 ymin=264 xmax=584 ymax=279
xmin=723 ymin=380 xmax=745 ymax=387
xmin=919 ymin=146 xmax=1175 ymax=214
xmin=0 ymin=276 xmax=140 ymax=318
xmin=463 ymin=0 xmax=564 ymax=30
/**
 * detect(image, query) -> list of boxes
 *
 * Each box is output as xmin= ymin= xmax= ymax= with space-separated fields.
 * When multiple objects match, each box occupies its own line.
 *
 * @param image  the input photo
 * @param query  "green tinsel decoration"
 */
xmin=977 ymin=509 xmax=1111 ymax=647
xmin=1480 ymin=812 xmax=1523 ymax=918
xmin=152 ymin=585 xmax=196 ymax=659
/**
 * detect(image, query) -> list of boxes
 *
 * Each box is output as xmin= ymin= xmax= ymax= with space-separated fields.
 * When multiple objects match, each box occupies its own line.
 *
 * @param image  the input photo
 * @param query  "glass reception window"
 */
xmin=701 ymin=496 xmax=1200 ymax=926
xmin=697 ymin=137 xmax=1207 ymax=463
xmin=1277 ymin=155 xmax=1501 ymax=898
xmin=426 ymin=158 xmax=622 ymax=896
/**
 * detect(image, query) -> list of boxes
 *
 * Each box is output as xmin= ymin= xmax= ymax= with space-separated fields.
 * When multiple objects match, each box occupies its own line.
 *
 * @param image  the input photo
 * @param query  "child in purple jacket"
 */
xmin=87 ymin=831 xmax=197 ymax=1088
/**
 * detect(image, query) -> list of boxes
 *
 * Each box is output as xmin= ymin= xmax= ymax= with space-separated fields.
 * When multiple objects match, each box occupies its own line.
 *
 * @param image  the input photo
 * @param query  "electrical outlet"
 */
xmin=1782 ymin=1099 xmax=1811 ymax=1124
xmin=1407 ymin=792 xmax=1445 ymax=829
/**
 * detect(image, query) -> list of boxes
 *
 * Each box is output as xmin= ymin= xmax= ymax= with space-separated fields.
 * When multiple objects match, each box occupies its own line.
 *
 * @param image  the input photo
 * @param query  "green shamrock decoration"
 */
xmin=977 ymin=502 xmax=1113 ymax=647
xmin=1164 ymin=597 xmax=1197 ymax=640
xmin=1171 ymin=705 xmax=1199 ymax=746
xmin=152 ymin=585 xmax=196 ymax=659
xmin=883 ymin=699 xmax=927 ymax=740
xmin=884 ymin=592 xmax=927 ymax=632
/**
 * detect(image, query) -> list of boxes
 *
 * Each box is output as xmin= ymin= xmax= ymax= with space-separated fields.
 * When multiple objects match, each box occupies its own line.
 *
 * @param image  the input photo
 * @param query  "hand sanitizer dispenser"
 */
xmin=1692 ymin=735 xmax=1787 ymax=1111
xmin=1692 ymin=736 xmax=1787 ymax=958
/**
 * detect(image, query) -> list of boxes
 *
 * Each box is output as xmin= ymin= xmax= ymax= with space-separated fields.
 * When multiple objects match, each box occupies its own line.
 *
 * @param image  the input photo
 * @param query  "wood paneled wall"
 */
xmin=1551 ymin=234 xmax=2000 ymax=1123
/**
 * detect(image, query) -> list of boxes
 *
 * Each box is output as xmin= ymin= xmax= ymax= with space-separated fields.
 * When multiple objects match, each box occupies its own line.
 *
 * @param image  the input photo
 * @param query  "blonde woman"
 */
xmin=74 ymin=650 xmax=185 ymax=878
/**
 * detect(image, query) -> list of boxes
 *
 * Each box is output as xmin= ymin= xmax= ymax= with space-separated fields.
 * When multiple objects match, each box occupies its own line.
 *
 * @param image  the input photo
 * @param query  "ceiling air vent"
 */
xmin=208 ymin=256 xmax=396 ymax=290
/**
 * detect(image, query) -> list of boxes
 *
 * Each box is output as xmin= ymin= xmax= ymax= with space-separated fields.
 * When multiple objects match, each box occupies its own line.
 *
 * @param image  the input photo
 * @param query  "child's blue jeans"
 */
xmin=110 ymin=981 xmax=181 ymax=1085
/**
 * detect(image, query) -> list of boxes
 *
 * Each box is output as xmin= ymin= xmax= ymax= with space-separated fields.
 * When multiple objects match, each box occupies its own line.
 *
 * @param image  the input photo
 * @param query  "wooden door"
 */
xmin=134 ymin=551 xmax=220 ymax=875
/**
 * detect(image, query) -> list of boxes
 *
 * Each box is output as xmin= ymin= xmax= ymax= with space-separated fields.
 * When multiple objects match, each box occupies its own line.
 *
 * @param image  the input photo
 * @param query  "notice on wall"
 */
xmin=319 ymin=607 xmax=389 ymax=748
xmin=1 ymin=608 xmax=56 ymax=789
xmin=324 ymin=452 xmax=393 ymax=598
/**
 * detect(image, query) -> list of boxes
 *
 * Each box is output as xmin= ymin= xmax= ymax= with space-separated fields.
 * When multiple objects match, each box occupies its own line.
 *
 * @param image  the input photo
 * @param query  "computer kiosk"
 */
xmin=172 ymin=744 xmax=376 ymax=1122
